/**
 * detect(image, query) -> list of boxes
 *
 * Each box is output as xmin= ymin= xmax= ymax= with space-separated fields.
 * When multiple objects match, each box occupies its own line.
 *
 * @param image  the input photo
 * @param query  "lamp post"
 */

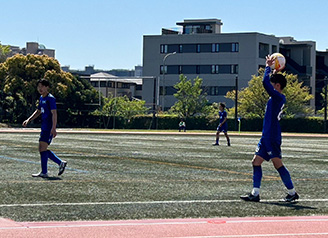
xmin=235 ymin=75 xmax=238 ymax=131
xmin=162 ymin=52 xmax=176 ymax=111
xmin=324 ymin=76 xmax=328 ymax=133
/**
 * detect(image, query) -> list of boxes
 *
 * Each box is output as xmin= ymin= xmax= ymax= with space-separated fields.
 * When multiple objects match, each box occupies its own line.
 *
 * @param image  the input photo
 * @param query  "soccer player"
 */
xmin=22 ymin=79 xmax=67 ymax=178
xmin=179 ymin=119 xmax=186 ymax=132
xmin=213 ymin=103 xmax=230 ymax=146
xmin=240 ymin=55 xmax=299 ymax=202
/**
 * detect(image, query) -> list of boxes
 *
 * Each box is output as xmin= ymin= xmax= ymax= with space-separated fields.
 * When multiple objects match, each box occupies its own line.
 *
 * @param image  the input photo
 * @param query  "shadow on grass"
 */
xmin=262 ymin=201 xmax=317 ymax=211
xmin=43 ymin=177 xmax=62 ymax=181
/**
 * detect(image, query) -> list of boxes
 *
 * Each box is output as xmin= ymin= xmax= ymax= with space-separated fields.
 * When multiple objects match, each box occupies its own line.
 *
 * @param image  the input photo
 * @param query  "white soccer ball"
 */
xmin=270 ymin=53 xmax=286 ymax=71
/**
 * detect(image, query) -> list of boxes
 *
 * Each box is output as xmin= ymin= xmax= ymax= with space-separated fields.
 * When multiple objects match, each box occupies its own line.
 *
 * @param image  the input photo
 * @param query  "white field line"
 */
xmin=0 ymin=199 xmax=328 ymax=208
xmin=0 ymin=218 xmax=328 ymax=231
xmin=167 ymin=233 xmax=328 ymax=238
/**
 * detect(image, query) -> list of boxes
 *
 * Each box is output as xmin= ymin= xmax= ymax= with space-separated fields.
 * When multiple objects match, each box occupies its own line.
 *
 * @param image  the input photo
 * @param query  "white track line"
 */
xmin=0 ymin=199 xmax=327 ymax=207
xmin=167 ymin=233 xmax=328 ymax=238
xmin=1 ymin=218 xmax=328 ymax=231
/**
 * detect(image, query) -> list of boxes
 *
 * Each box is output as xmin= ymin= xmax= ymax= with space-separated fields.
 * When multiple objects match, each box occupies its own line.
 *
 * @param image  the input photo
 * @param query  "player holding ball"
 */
xmin=240 ymin=54 xmax=299 ymax=202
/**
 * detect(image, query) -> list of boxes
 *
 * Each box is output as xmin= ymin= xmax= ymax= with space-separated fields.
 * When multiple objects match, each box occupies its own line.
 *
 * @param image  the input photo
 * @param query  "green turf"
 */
xmin=0 ymin=132 xmax=327 ymax=221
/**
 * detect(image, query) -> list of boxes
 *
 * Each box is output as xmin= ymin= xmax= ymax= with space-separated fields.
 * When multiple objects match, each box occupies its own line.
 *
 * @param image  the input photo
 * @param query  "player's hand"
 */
xmin=266 ymin=55 xmax=275 ymax=68
xmin=22 ymin=119 xmax=29 ymax=127
xmin=51 ymin=128 xmax=57 ymax=138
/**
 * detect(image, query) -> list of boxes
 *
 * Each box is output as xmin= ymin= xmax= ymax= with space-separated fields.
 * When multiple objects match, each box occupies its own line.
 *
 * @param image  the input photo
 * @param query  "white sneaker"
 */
xmin=32 ymin=172 xmax=49 ymax=178
xmin=58 ymin=161 xmax=67 ymax=176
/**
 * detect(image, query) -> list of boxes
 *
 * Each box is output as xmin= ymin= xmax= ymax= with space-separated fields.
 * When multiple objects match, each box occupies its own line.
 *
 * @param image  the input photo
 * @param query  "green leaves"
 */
xmin=225 ymin=69 xmax=313 ymax=119
xmin=0 ymin=54 xmax=100 ymax=123
xmin=170 ymin=74 xmax=208 ymax=118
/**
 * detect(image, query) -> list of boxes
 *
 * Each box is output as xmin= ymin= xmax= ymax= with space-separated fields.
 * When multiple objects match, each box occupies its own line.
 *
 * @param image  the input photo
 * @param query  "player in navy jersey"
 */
xmin=240 ymin=55 xmax=299 ymax=202
xmin=213 ymin=103 xmax=230 ymax=146
xmin=22 ymin=79 xmax=67 ymax=178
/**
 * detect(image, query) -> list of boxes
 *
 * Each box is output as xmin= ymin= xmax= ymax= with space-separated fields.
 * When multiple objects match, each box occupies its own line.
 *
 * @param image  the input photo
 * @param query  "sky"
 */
xmin=1 ymin=0 xmax=327 ymax=71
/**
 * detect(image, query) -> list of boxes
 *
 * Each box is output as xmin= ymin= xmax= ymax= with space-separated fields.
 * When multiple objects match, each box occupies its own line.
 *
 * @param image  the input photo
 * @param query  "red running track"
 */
xmin=1 ymin=216 xmax=328 ymax=238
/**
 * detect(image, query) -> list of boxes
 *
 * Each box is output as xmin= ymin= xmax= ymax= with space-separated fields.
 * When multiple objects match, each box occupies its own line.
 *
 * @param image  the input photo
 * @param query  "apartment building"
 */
xmin=143 ymin=18 xmax=328 ymax=112
xmin=143 ymin=19 xmax=280 ymax=110
xmin=8 ymin=42 xmax=55 ymax=58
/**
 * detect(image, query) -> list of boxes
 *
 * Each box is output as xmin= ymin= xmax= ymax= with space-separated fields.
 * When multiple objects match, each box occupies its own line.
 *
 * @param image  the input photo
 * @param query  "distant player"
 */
xmin=179 ymin=119 xmax=186 ymax=132
xmin=240 ymin=55 xmax=299 ymax=202
xmin=22 ymin=79 xmax=67 ymax=178
xmin=213 ymin=103 xmax=230 ymax=146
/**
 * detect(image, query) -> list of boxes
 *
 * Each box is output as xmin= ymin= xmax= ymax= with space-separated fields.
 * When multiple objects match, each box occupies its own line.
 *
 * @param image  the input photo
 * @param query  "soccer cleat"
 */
xmin=32 ymin=172 xmax=49 ymax=178
xmin=240 ymin=193 xmax=260 ymax=202
xmin=212 ymin=143 xmax=219 ymax=146
xmin=284 ymin=192 xmax=299 ymax=202
xmin=58 ymin=161 xmax=67 ymax=176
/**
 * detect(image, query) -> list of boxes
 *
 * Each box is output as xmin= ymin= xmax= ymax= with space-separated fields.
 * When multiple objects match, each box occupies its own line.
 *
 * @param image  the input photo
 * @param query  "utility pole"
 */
xmin=235 ymin=75 xmax=238 ymax=131
xmin=324 ymin=76 xmax=327 ymax=133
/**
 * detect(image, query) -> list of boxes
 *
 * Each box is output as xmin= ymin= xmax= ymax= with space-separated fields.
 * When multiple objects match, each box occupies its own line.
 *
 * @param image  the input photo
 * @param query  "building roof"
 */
xmin=90 ymin=72 xmax=142 ymax=85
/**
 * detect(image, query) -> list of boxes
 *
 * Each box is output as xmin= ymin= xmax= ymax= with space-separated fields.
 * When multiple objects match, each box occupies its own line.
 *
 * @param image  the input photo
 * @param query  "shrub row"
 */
xmin=57 ymin=113 xmax=327 ymax=133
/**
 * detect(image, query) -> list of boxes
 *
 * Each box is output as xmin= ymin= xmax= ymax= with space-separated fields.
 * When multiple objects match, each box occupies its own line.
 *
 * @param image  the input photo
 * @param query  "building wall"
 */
xmin=143 ymin=32 xmax=279 ymax=109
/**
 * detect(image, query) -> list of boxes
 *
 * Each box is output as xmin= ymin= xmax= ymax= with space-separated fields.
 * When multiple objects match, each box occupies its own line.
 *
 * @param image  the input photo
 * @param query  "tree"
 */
xmin=0 ymin=42 xmax=11 ymax=63
xmin=169 ymin=74 xmax=208 ymax=118
xmin=95 ymin=96 xmax=149 ymax=128
xmin=316 ymin=85 xmax=328 ymax=116
xmin=0 ymin=54 xmax=99 ymax=123
xmin=226 ymin=68 xmax=314 ymax=119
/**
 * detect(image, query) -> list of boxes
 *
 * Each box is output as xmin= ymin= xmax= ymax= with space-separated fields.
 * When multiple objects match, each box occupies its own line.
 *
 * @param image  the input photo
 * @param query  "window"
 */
xmin=166 ymin=86 xmax=177 ymax=95
xmin=122 ymin=83 xmax=129 ymax=89
xmin=212 ymin=43 xmax=219 ymax=52
xmin=232 ymin=43 xmax=239 ymax=52
xmin=231 ymin=65 xmax=239 ymax=74
xmin=179 ymin=44 xmax=183 ymax=53
xmin=100 ymin=81 xmax=106 ymax=87
xmin=207 ymin=86 xmax=219 ymax=95
xmin=197 ymin=44 xmax=201 ymax=53
xmin=179 ymin=65 xmax=182 ymax=74
xmin=272 ymin=45 xmax=277 ymax=53
xmin=160 ymin=65 xmax=167 ymax=74
xmin=211 ymin=65 xmax=216 ymax=74
xmin=160 ymin=44 xmax=168 ymax=54
xmin=218 ymin=65 xmax=231 ymax=74
xmin=218 ymin=86 xmax=235 ymax=95
xmin=196 ymin=65 xmax=200 ymax=74
xmin=136 ymin=85 xmax=142 ymax=90
xmin=259 ymin=43 xmax=269 ymax=58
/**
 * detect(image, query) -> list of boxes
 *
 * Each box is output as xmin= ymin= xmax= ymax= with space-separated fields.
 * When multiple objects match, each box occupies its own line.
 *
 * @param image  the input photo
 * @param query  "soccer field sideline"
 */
xmin=1 ymin=127 xmax=328 ymax=138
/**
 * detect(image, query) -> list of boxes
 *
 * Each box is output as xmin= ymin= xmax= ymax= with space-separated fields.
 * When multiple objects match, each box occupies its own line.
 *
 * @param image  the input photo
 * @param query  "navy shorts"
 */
xmin=255 ymin=137 xmax=282 ymax=161
xmin=217 ymin=124 xmax=228 ymax=133
xmin=39 ymin=130 xmax=53 ymax=145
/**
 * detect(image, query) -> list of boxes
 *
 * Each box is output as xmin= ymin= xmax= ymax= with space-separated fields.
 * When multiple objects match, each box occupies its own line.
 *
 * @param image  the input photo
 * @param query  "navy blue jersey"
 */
xmin=219 ymin=110 xmax=227 ymax=124
xmin=37 ymin=93 xmax=57 ymax=131
xmin=262 ymin=67 xmax=286 ymax=141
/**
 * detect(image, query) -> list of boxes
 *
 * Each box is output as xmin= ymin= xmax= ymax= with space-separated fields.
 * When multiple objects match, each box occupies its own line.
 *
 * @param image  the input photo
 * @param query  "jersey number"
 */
xmin=277 ymin=104 xmax=285 ymax=121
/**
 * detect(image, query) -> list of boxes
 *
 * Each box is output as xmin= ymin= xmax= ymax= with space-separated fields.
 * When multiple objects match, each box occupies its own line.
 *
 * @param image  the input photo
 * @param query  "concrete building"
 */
xmin=143 ymin=18 xmax=328 ymax=112
xmin=315 ymin=50 xmax=328 ymax=110
xmin=89 ymin=72 xmax=143 ymax=102
xmin=143 ymin=18 xmax=280 ymax=110
xmin=8 ymin=42 xmax=55 ymax=58
xmin=279 ymin=37 xmax=316 ymax=108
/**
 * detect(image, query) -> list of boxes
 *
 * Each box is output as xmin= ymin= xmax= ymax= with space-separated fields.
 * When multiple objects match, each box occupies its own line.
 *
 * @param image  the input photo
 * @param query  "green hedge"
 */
xmin=56 ymin=113 xmax=326 ymax=133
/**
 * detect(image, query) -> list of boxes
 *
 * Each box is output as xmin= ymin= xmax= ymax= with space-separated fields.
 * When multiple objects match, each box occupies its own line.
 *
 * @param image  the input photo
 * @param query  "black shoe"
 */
xmin=213 ymin=143 xmax=219 ymax=146
xmin=228 ymin=141 xmax=231 ymax=146
xmin=58 ymin=161 xmax=67 ymax=176
xmin=284 ymin=192 xmax=299 ymax=202
xmin=240 ymin=193 xmax=260 ymax=202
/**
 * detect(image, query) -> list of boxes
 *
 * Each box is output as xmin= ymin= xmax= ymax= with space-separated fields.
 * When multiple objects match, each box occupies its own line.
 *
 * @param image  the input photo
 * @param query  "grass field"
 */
xmin=0 ymin=130 xmax=327 ymax=222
